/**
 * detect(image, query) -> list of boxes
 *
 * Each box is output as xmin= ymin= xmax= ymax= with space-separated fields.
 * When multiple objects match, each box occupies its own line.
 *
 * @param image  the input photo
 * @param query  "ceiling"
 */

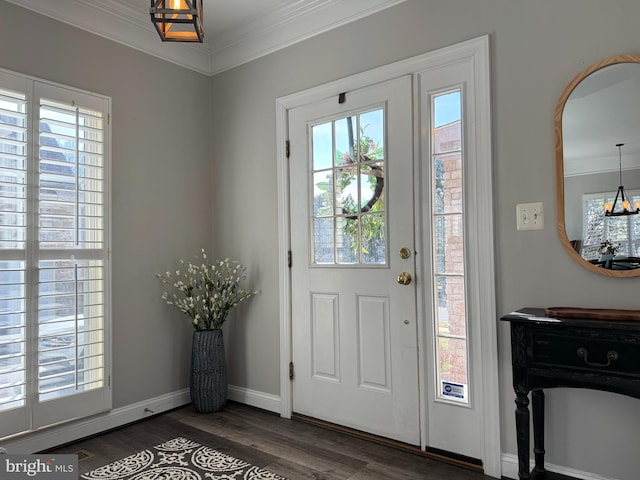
xmin=6 ymin=0 xmax=408 ymax=75
xmin=563 ymin=62 xmax=640 ymax=176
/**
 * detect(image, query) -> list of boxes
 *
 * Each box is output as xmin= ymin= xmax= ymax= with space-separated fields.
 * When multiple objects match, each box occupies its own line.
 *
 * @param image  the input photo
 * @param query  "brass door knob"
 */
xmin=397 ymin=272 xmax=412 ymax=285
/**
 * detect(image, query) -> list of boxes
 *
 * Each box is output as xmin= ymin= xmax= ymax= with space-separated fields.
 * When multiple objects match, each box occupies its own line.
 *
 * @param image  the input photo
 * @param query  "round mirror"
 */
xmin=556 ymin=54 xmax=640 ymax=277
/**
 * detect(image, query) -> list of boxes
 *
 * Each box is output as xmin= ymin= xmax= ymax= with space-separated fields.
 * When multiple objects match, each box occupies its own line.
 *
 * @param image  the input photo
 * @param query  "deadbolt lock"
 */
xmin=399 ymin=247 xmax=411 ymax=259
xmin=397 ymin=272 xmax=412 ymax=285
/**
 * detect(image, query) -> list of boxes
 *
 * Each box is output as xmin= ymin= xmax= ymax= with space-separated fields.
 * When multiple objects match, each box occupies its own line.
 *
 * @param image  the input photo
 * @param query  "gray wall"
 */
xmin=3 ymin=0 xmax=640 ymax=478
xmin=210 ymin=1 xmax=640 ymax=479
xmin=0 ymin=2 xmax=212 ymax=408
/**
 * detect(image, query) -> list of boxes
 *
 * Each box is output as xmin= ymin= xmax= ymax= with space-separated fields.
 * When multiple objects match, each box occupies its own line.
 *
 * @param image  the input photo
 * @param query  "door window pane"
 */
xmin=361 ymin=213 xmax=386 ymax=264
xmin=336 ymin=217 xmax=358 ymax=264
xmin=311 ymin=108 xmax=386 ymax=265
xmin=335 ymin=165 xmax=358 ymax=216
xmin=312 ymin=122 xmax=332 ymax=170
xmin=313 ymin=218 xmax=334 ymax=264
xmin=313 ymin=171 xmax=333 ymax=217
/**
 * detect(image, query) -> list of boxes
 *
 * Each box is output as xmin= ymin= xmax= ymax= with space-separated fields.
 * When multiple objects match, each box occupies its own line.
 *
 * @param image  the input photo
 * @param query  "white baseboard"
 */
xmin=227 ymin=385 xmax=281 ymax=413
xmin=2 ymin=389 xmax=191 ymax=454
xmin=501 ymin=453 xmax=617 ymax=480
xmin=1 ymin=385 xmax=282 ymax=455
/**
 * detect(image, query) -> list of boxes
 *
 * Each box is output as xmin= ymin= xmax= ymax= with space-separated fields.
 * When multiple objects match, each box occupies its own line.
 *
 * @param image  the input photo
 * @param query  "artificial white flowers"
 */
xmin=157 ymin=250 xmax=256 ymax=331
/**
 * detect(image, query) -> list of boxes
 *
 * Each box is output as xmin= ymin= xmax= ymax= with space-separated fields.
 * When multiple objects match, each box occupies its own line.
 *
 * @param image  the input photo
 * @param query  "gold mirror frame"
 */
xmin=556 ymin=54 xmax=640 ymax=278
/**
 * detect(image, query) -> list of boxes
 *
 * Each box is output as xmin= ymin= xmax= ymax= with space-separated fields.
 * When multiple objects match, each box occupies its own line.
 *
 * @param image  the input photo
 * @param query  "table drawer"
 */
xmin=531 ymin=331 xmax=640 ymax=375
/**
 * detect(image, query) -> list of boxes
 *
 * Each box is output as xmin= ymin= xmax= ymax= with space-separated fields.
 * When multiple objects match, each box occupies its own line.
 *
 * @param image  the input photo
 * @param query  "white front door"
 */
xmin=289 ymin=75 xmax=420 ymax=445
xmin=280 ymin=38 xmax=499 ymax=475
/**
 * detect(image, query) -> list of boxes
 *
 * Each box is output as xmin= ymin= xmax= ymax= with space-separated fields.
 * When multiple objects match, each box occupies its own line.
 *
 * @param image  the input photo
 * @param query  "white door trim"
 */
xmin=275 ymin=34 xmax=500 ymax=478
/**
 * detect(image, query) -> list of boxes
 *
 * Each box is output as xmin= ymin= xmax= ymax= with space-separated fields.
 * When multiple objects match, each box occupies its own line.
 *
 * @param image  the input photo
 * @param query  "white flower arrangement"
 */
xmin=597 ymin=240 xmax=621 ymax=256
xmin=157 ymin=250 xmax=256 ymax=331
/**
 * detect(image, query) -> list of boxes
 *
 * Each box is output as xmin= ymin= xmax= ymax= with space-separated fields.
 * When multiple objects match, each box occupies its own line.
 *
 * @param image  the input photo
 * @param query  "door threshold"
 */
xmin=291 ymin=413 xmax=483 ymax=473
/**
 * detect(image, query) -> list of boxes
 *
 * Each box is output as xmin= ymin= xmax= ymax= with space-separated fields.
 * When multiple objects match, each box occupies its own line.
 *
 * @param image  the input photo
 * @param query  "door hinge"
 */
xmin=289 ymin=361 xmax=294 ymax=381
xmin=288 ymin=250 xmax=292 ymax=268
xmin=108 ymin=375 xmax=111 ymax=388
xmin=286 ymin=140 xmax=290 ymax=158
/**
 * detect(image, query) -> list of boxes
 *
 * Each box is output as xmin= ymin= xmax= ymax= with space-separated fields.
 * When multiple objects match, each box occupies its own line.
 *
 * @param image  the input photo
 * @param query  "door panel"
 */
xmin=357 ymin=295 xmax=391 ymax=392
xmin=289 ymin=75 xmax=420 ymax=445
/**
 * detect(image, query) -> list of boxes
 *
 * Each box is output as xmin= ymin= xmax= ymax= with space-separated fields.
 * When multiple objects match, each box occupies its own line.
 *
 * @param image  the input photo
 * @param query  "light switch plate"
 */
xmin=516 ymin=202 xmax=544 ymax=231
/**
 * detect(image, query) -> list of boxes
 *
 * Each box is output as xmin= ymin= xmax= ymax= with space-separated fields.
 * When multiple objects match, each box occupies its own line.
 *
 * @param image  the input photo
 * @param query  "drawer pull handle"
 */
xmin=576 ymin=348 xmax=619 ymax=367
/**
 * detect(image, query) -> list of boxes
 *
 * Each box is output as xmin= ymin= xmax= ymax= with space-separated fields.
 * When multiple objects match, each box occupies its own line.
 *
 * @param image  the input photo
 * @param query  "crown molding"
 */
xmin=206 ymin=0 xmax=409 ymax=75
xmin=5 ymin=0 xmax=408 ymax=76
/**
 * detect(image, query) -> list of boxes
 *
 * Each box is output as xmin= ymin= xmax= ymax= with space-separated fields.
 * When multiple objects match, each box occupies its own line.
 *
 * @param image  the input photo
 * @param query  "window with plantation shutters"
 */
xmin=581 ymin=191 xmax=640 ymax=260
xmin=0 ymin=69 xmax=111 ymax=439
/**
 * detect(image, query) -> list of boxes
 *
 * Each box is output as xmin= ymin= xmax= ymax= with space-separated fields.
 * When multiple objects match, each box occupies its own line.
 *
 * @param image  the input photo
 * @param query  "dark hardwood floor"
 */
xmin=47 ymin=402 xmax=495 ymax=479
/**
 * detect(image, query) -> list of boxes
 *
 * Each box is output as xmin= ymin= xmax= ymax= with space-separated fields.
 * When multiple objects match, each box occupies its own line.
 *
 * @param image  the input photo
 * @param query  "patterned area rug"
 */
xmin=81 ymin=437 xmax=288 ymax=480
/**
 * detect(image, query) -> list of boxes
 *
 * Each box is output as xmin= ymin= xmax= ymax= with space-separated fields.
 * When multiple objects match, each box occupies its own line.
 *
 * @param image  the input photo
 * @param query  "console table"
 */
xmin=502 ymin=308 xmax=640 ymax=480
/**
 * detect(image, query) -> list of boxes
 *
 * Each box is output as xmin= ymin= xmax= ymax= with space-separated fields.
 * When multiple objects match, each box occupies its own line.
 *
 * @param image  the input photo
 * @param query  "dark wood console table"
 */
xmin=502 ymin=308 xmax=640 ymax=480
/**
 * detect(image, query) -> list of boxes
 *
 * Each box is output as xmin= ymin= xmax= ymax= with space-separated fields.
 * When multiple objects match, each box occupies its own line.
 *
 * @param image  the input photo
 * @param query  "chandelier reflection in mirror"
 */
xmin=604 ymin=143 xmax=640 ymax=216
xmin=150 ymin=0 xmax=204 ymax=43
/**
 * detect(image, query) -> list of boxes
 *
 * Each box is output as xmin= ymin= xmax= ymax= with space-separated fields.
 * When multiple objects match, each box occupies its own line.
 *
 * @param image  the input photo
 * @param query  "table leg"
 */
xmin=532 ymin=389 xmax=545 ymax=476
xmin=515 ymin=391 xmax=531 ymax=480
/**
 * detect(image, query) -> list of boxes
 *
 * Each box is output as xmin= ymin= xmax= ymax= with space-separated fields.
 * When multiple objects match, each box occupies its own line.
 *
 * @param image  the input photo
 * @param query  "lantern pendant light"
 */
xmin=604 ymin=143 xmax=640 ymax=216
xmin=150 ymin=0 xmax=204 ymax=43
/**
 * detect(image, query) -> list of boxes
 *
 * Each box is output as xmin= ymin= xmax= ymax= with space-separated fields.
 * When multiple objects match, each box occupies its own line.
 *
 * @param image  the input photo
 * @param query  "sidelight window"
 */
xmin=430 ymin=89 xmax=470 ymax=404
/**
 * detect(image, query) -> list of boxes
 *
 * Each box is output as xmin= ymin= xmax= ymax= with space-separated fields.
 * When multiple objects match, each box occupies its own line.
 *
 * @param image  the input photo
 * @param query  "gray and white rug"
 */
xmin=81 ymin=437 xmax=288 ymax=480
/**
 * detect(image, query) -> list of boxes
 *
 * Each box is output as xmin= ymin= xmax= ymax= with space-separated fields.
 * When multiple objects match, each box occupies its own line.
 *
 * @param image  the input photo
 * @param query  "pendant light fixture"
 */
xmin=604 ymin=143 xmax=640 ymax=216
xmin=150 ymin=0 xmax=204 ymax=43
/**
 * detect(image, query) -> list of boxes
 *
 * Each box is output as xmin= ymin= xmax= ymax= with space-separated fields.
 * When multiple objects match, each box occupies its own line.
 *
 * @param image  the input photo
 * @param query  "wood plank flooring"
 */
xmin=46 ymin=402 xmax=495 ymax=479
